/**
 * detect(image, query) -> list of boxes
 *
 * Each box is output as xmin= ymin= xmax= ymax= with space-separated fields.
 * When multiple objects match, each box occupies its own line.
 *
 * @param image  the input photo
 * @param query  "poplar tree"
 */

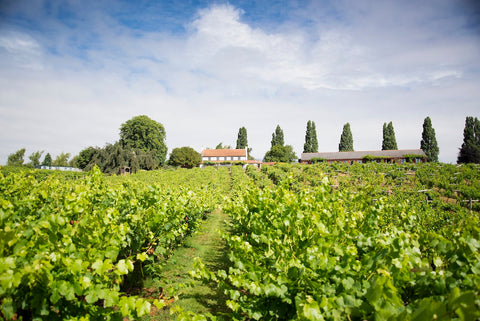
xmin=271 ymin=125 xmax=285 ymax=147
xmin=303 ymin=120 xmax=318 ymax=153
xmin=236 ymin=127 xmax=248 ymax=149
xmin=339 ymin=123 xmax=354 ymax=151
xmin=458 ymin=116 xmax=480 ymax=164
xmin=420 ymin=117 xmax=439 ymax=162
xmin=382 ymin=122 xmax=398 ymax=150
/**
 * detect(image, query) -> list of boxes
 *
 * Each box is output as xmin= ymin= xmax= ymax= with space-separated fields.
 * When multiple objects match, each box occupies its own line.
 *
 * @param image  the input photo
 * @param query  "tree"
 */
xmin=271 ymin=125 xmax=285 ymax=147
xmin=265 ymin=145 xmax=296 ymax=163
xmin=338 ymin=123 xmax=354 ymax=152
xmin=69 ymin=155 xmax=79 ymax=168
xmin=236 ymin=127 xmax=254 ymax=159
xmin=7 ymin=148 xmax=25 ymax=166
xmin=303 ymin=121 xmax=318 ymax=153
xmin=382 ymin=122 xmax=398 ymax=150
xmin=53 ymin=152 xmax=71 ymax=166
xmin=420 ymin=117 xmax=439 ymax=162
xmin=169 ymin=147 xmax=201 ymax=168
xmin=215 ymin=142 xmax=231 ymax=149
xmin=42 ymin=153 xmax=52 ymax=166
xmin=119 ymin=115 xmax=167 ymax=165
xmin=264 ymin=145 xmax=297 ymax=163
xmin=76 ymin=147 xmax=97 ymax=170
xmin=81 ymin=143 xmax=158 ymax=174
xmin=236 ymin=127 xmax=248 ymax=149
xmin=28 ymin=151 xmax=44 ymax=167
xmin=457 ymin=116 xmax=480 ymax=164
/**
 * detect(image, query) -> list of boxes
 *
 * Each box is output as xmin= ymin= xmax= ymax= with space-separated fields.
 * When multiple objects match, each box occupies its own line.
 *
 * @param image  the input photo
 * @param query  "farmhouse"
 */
xmin=301 ymin=149 xmax=427 ymax=165
xmin=200 ymin=149 xmax=260 ymax=168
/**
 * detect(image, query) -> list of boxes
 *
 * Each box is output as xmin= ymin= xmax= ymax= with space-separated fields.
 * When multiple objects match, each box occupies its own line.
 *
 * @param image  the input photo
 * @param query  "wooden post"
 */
xmin=460 ymin=199 xmax=479 ymax=213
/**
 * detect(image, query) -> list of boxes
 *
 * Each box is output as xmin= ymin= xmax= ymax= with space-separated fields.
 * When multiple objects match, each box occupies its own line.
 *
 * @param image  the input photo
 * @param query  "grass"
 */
xmin=141 ymin=209 xmax=231 ymax=320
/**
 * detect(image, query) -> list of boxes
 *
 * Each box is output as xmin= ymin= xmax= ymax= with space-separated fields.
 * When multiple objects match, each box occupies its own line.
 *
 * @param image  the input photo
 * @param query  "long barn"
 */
xmin=301 ymin=149 xmax=427 ymax=164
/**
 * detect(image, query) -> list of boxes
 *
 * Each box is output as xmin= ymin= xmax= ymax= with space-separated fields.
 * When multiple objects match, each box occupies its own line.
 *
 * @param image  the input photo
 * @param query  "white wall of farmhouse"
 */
xmin=201 ymin=156 xmax=247 ymax=161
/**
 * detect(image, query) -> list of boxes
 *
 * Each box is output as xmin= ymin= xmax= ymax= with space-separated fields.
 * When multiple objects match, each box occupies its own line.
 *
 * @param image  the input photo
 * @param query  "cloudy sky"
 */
xmin=1 ymin=0 xmax=479 ymax=164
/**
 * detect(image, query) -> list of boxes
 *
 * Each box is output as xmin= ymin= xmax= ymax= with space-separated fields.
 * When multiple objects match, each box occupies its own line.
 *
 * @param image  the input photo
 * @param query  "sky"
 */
xmin=0 ymin=0 xmax=479 ymax=164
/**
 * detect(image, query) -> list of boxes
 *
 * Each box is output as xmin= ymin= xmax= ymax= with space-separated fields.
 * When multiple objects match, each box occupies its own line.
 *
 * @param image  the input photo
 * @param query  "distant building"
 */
xmin=200 ymin=149 xmax=260 ymax=168
xmin=202 ymin=148 xmax=248 ymax=162
xmin=37 ymin=165 xmax=82 ymax=172
xmin=301 ymin=149 xmax=427 ymax=165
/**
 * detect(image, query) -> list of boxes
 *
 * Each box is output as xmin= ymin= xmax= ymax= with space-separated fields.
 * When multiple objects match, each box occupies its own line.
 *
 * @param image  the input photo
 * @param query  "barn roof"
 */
xmin=301 ymin=149 xmax=426 ymax=161
xmin=202 ymin=149 xmax=247 ymax=157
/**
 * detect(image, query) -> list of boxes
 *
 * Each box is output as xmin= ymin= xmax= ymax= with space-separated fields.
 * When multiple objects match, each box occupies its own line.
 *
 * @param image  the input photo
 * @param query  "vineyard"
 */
xmin=1 ymin=163 xmax=480 ymax=320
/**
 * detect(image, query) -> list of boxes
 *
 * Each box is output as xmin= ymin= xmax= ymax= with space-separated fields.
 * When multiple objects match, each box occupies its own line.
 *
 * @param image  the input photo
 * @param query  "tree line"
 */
xmin=261 ymin=117 xmax=440 ymax=163
xmin=5 ymin=115 xmax=480 ymax=171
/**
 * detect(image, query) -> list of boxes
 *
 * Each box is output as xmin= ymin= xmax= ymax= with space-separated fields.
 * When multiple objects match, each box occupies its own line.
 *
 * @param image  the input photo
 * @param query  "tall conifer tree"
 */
xmin=339 ymin=123 xmax=354 ymax=151
xmin=42 ymin=153 xmax=52 ymax=166
xmin=420 ymin=117 xmax=439 ymax=162
xmin=382 ymin=121 xmax=398 ymax=150
xmin=382 ymin=123 xmax=388 ymax=150
xmin=271 ymin=125 xmax=285 ymax=147
xmin=236 ymin=127 xmax=248 ymax=149
xmin=303 ymin=120 xmax=318 ymax=153
xmin=458 ymin=116 xmax=480 ymax=164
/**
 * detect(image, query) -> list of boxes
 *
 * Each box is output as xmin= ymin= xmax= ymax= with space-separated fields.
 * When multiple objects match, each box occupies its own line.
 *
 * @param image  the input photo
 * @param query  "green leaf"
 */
xmin=104 ymin=291 xmax=119 ymax=307
xmin=301 ymin=298 xmax=324 ymax=321
xmin=135 ymin=299 xmax=151 ymax=317
xmin=136 ymin=252 xmax=148 ymax=262
xmin=1 ymin=297 xmax=15 ymax=320
xmin=85 ymin=289 xmax=99 ymax=304
xmin=58 ymin=280 xmax=76 ymax=301
xmin=116 ymin=259 xmax=133 ymax=275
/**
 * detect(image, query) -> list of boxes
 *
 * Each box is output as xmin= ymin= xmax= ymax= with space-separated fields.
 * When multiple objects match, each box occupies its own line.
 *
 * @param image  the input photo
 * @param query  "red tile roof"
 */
xmin=202 ymin=149 xmax=247 ymax=157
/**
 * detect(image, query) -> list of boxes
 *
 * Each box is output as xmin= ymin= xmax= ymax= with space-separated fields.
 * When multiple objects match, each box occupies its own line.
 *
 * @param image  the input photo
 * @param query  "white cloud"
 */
xmin=0 ymin=31 xmax=44 ymax=70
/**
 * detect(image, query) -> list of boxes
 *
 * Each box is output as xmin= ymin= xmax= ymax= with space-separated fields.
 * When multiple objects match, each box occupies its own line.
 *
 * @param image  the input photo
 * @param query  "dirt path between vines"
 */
xmin=143 ymin=209 xmax=230 ymax=320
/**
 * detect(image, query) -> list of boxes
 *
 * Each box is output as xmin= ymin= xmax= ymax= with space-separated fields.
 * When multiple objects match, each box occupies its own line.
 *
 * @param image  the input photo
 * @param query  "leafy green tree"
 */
xmin=69 ymin=155 xmax=79 ymax=168
xmin=420 ymin=117 xmax=439 ymax=162
xmin=339 ymin=123 xmax=354 ymax=152
xmin=42 ymin=153 xmax=52 ymax=166
xmin=236 ymin=127 xmax=248 ymax=149
xmin=28 ymin=151 xmax=44 ymax=167
xmin=119 ymin=115 xmax=167 ymax=165
xmin=169 ymin=147 xmax=201 ymax=168
xmin=458 ymin=116 xmax=480 ymax=164
xmin=7 ymin=148 xmax=26 ymax=166
xmin=134 ymin=148 xmax=158 ymax=171
xmin=52 ymin=152 xmax=71 ymax=166
xmin=303 ymin=121 xmax=318 ymax=153
xmin=264 ymin=145 xmax=297 ymax=163
xmin=271 ymin=125 xmax=285 ymax=147
xmin=102 ymin=143 xmax=132 ymax=174
xmin=77 ymin=147 xmax=97 ymax=170
xmin=382 ymin=122 xmax=398 ymax=150
xmin=82 ymin=143 xmax=158 ymax=174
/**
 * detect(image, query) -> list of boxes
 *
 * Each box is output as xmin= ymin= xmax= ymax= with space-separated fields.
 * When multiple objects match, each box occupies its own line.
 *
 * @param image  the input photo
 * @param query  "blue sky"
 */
xmin=1 ymin=0 xmax=479 ymax=164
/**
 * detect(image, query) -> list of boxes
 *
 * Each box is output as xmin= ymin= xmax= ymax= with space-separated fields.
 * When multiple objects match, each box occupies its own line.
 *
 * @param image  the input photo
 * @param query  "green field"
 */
xmin=1 ymin=163 xmax=479 ymax=320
